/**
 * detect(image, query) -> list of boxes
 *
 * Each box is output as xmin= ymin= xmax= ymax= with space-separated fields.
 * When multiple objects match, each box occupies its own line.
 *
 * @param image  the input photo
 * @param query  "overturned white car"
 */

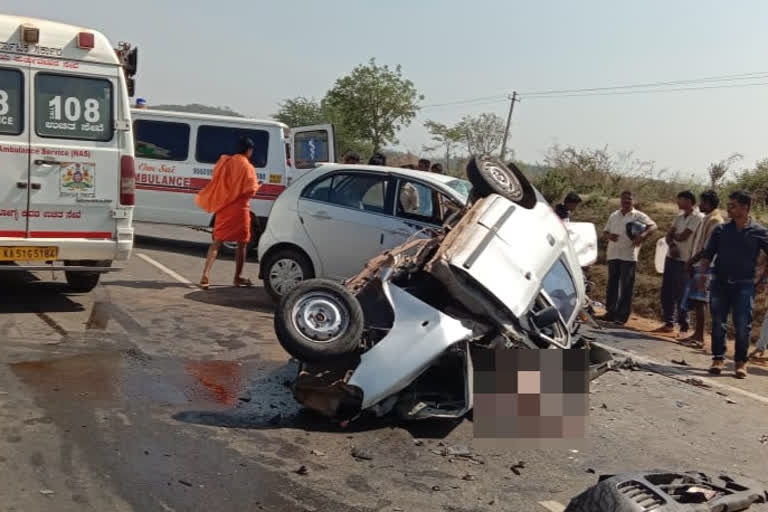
xmin=273 ymin=156 xmax=606 ymax=423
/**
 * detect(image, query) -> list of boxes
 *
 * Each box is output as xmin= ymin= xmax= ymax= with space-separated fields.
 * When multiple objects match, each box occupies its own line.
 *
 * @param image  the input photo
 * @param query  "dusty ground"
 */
xmin=1 ymin=223 xmax=767 ymax=512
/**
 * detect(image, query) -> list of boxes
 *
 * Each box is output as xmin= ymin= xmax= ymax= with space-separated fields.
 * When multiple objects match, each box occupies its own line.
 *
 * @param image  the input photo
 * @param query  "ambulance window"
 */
xmin=35 ymin=74 xmax=113 ymax=141
xmin=0 ymin=68 xmax=23 ymax=136
xmin=195 ymin=126 xmax=269 ymax=168
xmin=134 ymin=120 xmax=190 ymax=161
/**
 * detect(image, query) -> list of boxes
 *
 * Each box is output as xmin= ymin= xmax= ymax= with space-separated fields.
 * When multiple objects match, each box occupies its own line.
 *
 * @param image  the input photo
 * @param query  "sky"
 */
xmin=5 ymin=0 xmax=768 ymax=180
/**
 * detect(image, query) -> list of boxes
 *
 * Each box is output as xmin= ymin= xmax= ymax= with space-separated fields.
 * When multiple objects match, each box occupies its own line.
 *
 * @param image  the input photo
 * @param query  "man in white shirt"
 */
xmin=600 ymin=190 xmax=658 ymax=325
xmin=656 ymin=191 xmax=704 ymax=334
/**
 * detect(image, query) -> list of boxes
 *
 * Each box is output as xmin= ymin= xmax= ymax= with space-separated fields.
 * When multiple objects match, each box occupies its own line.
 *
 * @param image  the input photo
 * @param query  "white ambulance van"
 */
xmin=0 ymin=15 xmax=137 ymax=292
xmin=131 ymin=108 xmax=335 ymax=252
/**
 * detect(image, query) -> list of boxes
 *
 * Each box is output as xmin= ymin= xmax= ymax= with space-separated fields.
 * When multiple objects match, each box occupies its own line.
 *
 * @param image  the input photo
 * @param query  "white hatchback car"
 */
xmin=257 ymin=164 xmax=472 ymax=299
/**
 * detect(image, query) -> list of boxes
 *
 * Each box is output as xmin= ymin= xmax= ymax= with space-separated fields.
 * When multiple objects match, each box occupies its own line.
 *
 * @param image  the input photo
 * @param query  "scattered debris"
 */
xmin=462 ymin=474 xmax=476 ymax=481
xmin=676 ymin=401 xmax=689 ymax=408
xmin=294 ymin=465 xmax=309 ymax=476
xmin=39 ymin=489 xmax=55 ymax=496
xmin=586 ymin=468 xmax=596 ymax=474
xmin=510 ymin=461 xmax=526 ymax=476
xmin=760 ymin=435 xmax=768 ymax=445
xmin=178 ymin=480 xmax=193 ymax=487
xmin=144 ymin=450 xmax=149 ymax=455
xmin=618 ymin=358 xmax=643 ymax=371
xmin=444 ymin=445 xmax=471 ymax=457
xmin=351 ymin=447 xmax=374 ymax=461
xmin=570 ymin=449 xmax=579 ymax=454
xmin=671 ymin=359 xmax=689 ymax=366
xmin=601 ymin=403 xmax=608 ymax=410
xmin=726 ymin=399 xmax=737 ymax=405
xmin=310 ymin=449 xmax=326 ymax=457
xmin=488 ymin=496 xmax=497 ymax=505
xmin=716 ymin=391 xmax=729 ymax=397
xmin=432 ymin=485 xmax=441 ymax=491
xmin=413 ymin=439 xmax=424 ymax=447
xmin=685 ymin=377 xmax=712 ymax=389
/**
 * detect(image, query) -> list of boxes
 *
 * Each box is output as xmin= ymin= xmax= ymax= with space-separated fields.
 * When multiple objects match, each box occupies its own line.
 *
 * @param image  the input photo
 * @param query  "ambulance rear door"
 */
xmin=0 ymin=58 xmax=30 ymax=238
xmin=26 ymin=59 xmax=121 ymax=240
xmin=287 ymin=124 xmax=335 ymax=186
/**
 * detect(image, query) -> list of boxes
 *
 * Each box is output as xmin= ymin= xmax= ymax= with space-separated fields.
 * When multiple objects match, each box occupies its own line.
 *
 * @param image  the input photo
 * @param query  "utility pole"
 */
xmin=499 ymin=91 xmax=519 ymax=161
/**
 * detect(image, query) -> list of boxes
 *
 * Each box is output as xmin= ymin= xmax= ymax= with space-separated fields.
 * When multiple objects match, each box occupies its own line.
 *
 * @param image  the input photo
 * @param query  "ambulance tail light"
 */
xmin=120 ymin=155 xmax=136 ymax=205
xmin=77 ymin=31 xmax=95 ymax=49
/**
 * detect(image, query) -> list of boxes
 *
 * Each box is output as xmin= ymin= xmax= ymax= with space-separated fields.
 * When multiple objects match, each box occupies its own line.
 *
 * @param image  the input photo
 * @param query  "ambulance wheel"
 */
xmin=274 ymin=279 xmax=363 ymax=362
xmin=217 ymin=216 xmax=260 ymax=255
xmin=466 ymin=155 xmax=537 ymax=208
xmin=65 ymin=270 xmax=101 ymax=293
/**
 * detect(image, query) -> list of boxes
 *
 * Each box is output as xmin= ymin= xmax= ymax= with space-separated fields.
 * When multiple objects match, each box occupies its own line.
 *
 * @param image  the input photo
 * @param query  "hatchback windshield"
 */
xmin=541 ymin=258 xmax=578 ymax=323
xmin=446 ymin=179 xmax=472 ymax=203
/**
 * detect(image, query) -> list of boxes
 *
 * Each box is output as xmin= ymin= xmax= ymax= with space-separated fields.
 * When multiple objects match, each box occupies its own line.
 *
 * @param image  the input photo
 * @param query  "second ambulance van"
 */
xmin=131 ymin=108 xmax=336 ymax=252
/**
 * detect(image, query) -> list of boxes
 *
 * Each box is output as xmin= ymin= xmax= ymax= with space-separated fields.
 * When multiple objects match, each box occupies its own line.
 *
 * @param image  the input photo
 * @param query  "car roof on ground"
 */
xmin=318 ymin=164 xmax=467 ymax=185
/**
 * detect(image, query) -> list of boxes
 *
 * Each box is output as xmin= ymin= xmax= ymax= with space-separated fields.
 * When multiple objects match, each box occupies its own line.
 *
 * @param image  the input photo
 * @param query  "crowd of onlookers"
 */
xmin=343 ymin=151 xmax=445 ymax=174
xmin=556 ymin=188 xmax=768 ymax=379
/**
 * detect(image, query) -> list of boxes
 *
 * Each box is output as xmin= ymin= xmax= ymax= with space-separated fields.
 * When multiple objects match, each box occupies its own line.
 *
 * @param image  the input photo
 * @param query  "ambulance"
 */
xmin=0 ymin=14 xmax=138 ymax=292
xmin=131 ymin=108 xmax=336 ymax=253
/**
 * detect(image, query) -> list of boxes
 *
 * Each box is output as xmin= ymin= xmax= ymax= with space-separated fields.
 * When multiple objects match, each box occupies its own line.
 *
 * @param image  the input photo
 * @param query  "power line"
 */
xmin=521 ymin=70 xmax=768 ymax=96
xmin=417 ymin=70 xmax=768 ymax=111
xmin=524 ymin=80 xmax=768 ymax=99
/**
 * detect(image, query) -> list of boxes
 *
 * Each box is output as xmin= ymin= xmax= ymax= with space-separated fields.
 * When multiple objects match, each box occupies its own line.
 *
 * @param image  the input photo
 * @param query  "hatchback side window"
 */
xmin=0 ymin=68 xmax=24 ymax=135
xmin=301 ymin=173 xmax=393 ymax=214
xmin=396 ymin=180 xmax=442 ymax=225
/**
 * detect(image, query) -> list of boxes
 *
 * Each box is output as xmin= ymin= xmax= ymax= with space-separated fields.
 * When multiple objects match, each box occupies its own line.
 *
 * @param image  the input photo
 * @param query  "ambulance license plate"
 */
xmin=0 ymin=247 xmax=58 ymax=261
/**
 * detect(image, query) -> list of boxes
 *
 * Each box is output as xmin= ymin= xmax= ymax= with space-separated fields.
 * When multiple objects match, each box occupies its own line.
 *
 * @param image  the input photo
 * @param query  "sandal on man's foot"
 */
xmin=199 ymin=277 xmax=210 ymax=290
xmin=234 ymin=277 xmax=254 ymax=288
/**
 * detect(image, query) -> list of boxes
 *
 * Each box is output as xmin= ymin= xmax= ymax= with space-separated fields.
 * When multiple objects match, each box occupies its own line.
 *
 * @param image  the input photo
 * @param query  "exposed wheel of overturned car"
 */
xmin=466 ymin=155 xmax=537 ymax=208
xmin=274 ymin=279 xmax=364 ymax=362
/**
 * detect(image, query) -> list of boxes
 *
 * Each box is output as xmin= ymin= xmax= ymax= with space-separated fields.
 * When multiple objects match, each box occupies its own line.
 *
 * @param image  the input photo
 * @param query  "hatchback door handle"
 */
xmin=310 ymin=212 xmax=332 ymax=220
xmin=16 ymin=181 xmax=27 ymax=189
xmin=30 ymin=183 xmax=41 ymax=190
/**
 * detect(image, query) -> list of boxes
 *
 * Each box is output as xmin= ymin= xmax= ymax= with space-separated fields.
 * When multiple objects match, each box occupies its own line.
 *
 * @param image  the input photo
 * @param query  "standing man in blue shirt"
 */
xmin=688 ymin=190 xmax=768 ymax=378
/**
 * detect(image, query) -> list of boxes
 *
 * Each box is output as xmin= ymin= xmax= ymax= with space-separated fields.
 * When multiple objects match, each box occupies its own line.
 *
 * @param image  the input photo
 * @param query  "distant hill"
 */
xmin=147 ymin=103 xmax=244 ymax=117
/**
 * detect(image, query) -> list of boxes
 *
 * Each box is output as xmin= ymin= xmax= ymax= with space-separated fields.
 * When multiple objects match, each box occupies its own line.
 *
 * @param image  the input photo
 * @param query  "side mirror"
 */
xmin=531 ymin=307 xmax=559 ymax=329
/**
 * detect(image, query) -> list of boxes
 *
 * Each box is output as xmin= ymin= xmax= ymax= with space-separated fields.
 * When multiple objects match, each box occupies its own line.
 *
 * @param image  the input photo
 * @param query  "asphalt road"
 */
xmin=1 ymin=222 xmax=767 ymax=512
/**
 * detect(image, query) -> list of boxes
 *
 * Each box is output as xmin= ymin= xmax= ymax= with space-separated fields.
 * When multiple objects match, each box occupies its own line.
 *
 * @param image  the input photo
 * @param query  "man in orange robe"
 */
xmin=195 ymin=137 xmax=260 ymax=288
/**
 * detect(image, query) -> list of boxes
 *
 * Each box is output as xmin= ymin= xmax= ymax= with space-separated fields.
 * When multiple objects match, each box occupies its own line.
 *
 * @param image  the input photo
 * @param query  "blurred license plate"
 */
xmin=0 ymin=247 xmax=58 ymax=261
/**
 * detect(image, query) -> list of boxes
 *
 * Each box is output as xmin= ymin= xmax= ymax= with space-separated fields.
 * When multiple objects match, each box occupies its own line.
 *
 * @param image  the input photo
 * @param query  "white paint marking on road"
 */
xmin=593 ymin=342 xmax=768 ymax=406
xmin=135 ymin=253 xmax=196 ymax=289
xmin=538 ymin=501 xmax=566 ymax=512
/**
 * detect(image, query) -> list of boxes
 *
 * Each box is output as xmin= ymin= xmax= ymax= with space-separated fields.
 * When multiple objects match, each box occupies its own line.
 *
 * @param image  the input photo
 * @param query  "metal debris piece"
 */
xmin=444 ymin=445 xmax=471 ymax=457
xmin=510 ymin=461 xmax=526 ymax=475
xmin=685 ymin=377 xmax=712 ymax=389
xmin=413 ymin=439 xmax=424 ymax=447
xmin=671 ymin=359 xmax=689 ymax=366
xmin=760 ymin=435 xmax=768 ymax=445
xmin=432 ymin=485 xmax=441 ymax=491
xmin=351 ymin=447 xmax=374 ymax=461
xmin=618 ymin=358 xmax=642 ymax=371
xmin=726 ymin=399 xmax=737 ymax=405
xmin=178 ymin=480 xmax=193 ymax=487
xmin=462 ymin=474 xmax=476 ymax=481
xmin=295 ymin=465 xmax=309 ymax=476
xmin=39 ymin=489 xmax=55 ymax=496
xmin=310 ymin=449 xmax=326 ymax=457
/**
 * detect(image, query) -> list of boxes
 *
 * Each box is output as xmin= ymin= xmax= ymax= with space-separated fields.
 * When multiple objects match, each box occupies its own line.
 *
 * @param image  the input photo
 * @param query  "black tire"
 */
xmin=65 ymin=271 xmax=101 ymax=293
xmin=274 ymin=279 xmax=363 ymax=362
xmin=263 ymin=248 xmax=314 ymax=301
xmin=466 ymin=155 xmax=537 ymax=208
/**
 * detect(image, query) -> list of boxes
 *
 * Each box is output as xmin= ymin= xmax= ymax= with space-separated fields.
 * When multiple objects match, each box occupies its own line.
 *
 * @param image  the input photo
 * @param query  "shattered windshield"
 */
xmin=445 ymin=179 xmax=472 ymax=203
xmin=541 ymin=258 xmax=578 ymax=323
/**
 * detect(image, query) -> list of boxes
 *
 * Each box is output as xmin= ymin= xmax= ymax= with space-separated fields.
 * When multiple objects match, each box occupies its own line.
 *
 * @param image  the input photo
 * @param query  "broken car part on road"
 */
xmin=273 ymin=156 xmax=611 ymax=423
xmin=565 ymin=471 xmax=768 ymax=511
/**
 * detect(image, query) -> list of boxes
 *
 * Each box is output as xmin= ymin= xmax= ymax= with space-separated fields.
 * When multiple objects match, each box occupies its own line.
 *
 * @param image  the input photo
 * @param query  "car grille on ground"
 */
xmin=617 ymin=481 xmax=665 ymax=510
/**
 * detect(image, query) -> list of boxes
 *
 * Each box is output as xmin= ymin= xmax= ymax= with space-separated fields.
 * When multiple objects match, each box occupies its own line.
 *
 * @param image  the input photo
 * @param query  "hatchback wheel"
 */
xmin=263 ymin=249 xmax=313 ymax=301
xmin=274 ymin=279 xmax=363 ymax=362
xmin=466 ymin=155 xmax=537 ymax=208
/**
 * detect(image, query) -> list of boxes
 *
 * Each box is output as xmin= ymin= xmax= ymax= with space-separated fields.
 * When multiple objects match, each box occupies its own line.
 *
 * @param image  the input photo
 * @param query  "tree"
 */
xmin=272 ymin=97 xmax=325 ymax=126
xmin=708 ymin=153 xmax=743 ymax=189
xmin=323 ymin=58 xmax=424 ymax=152
xmin=457 ymin=113 xmax=506 ymax=156
xmin=424 ymin=120 xmax=464 ymax=172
